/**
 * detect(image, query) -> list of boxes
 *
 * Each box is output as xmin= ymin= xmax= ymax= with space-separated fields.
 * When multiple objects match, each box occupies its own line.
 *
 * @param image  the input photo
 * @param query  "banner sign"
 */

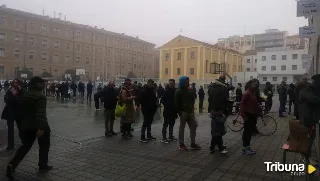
xmin=301 ymin=54 xmax=313 ymax=69
xmin=297 ymin=1 xmax=320 ymax=17
xmin=299 ymin=26 xmax=319 ymax=38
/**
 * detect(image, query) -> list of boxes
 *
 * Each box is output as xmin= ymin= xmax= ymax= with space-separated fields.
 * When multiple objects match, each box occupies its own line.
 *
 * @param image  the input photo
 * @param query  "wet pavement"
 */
xmin=0 ymin=92 xmax=317 ymax=181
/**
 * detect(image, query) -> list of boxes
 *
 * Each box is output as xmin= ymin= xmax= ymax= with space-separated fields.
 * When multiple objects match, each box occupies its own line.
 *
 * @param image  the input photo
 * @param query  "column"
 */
xmin=202 ymin=47 xmax=205 ymax=80
xmin=197 ymin=46 xmax=201 ymax=80
xmin=183 ymin=48 xmax=187 ymax=75
xmin=170 ymin=49 xmax=174 ymax=78
xmin=159 ymin=50 xmax=163 ymax=80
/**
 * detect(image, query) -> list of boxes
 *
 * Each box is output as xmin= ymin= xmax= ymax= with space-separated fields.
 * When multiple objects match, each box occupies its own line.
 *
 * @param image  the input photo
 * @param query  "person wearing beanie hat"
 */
xmin=6 ymin=76 xmax=52 ymax=180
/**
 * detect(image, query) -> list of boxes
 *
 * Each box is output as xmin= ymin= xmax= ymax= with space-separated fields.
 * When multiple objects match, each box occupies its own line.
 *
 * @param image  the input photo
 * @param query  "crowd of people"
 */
xmin=1 ymin=73 xmax=320 ymax=179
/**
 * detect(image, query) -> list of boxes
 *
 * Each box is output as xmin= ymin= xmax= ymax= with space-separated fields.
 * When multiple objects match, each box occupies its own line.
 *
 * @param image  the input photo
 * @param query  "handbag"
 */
xmin=115 ymin=102 xmax=126 ymax=117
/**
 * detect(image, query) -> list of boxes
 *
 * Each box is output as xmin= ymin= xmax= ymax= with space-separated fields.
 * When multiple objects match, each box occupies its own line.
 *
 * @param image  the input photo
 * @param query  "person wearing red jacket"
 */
xmin=240 ymin=80 xmax=260 ymax=155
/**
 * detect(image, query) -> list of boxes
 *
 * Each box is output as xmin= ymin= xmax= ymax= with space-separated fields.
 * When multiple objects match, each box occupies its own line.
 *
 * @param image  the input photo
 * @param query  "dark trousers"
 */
xmin=208 ymin=98 xmax=212 ymax=113
xmin=87 ymin=91 xmax=92 ymax=101
xmin=265 ymin=99 xmax=272 ymax=113
xmin=288 ymin=100 xmax=294 ymax=114
xmin=210 ymin=135 xmax=224 ymax=151
xmin=9 ymin=128 xmax=50 ymax=169
xmin=73 ymin=90 xmax=76 ymax=97
xmin=141 ymin=113 xmax=154 ymax=138
xmin=7 ymin=120 xmax=22 ymax=149
xmin=121 ymin=123 xmax=131 ymax=135
xmin=79 ymin=91 xmax=84 ymax=99
xmin=279 ymin=100 xmax=285 ymax=116
xmin=94 ymin=98 xmax=99 ymax=109
xmin=162 ymin=117 xmax=176 ymax=139
xmin=242 ymin=115 xmax=257 ymax=148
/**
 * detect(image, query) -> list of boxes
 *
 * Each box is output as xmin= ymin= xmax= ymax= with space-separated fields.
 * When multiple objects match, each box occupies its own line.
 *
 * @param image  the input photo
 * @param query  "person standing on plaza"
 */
xmin=294 ymin=76 xmax=309 ymax=120
xmin=94 ymin=88 xmax=102 ymax=111
xmin=102 ymin=81 xmax=118 ymax=137
xmin=70 ymin=81 xmax=77 ymax=98
xmin=240 ymin=80 xmax=260 ymax=155
xmin=6 ymin=76 xmax=52 ymax=179
xmin=1 ymin=79 xmax=23 ymax=151
xmin=86 ymin=81 xmax=93 ymax=101
xmin=140 ymin=79 xmax=158 ymax=143
xmin=78 ymin=81 xmax=84 ymax=100
xmin=208 ymin=75 xmax=229 ymax=116
xmin=120 ymin=79 xmax=136 ymax=139
xmin=278 ymin=81 xmax=287 ymax=117
xmin=157 ymin=84 xmax=165 ymax=106
xmin=263 ymin=81 xmax=273 ymax=113
xmin=207 ymin=82 xmax=214 ymax=113
xmin=198 ymin=86 xmax=205 ymax=112
xmin=175 ymin=76 xmax=201 ymax=151
xmin=210 ymin=108 xmax=228 ymax=154
xmin=287 ymin=83 xmax=295 ymax=115
xmin=161 ymin=79 xmax=178 ymax=144
xmin=235 ymin=83 xmax=242 ymax=112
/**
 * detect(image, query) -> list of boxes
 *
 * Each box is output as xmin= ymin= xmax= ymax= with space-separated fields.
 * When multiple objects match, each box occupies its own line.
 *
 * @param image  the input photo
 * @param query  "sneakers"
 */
xmin=96 ymin=109 xmax=101 ymax=111
xmin=6 ymin=164 xmax=14 ymax=179
xmin=147 ymin=136 xmax=157 ymax=141
xmin=168 ymin=137 xmax=177 ymax=142
xmin=179 ymin=144 xmax=189 ymax=151
xmin=242 ymin=147 xmax=256 ymax=155
xmin=140 ymin=138 xmax=148 ymax=143
xmin=220 ymin=149 xmax=228 ymax=154
xmin=160 ymin=139 xmax=170 ymax=144
xmin=39 ymin=165 xmax=54 ymax=172
xmin=190 ymin=143 xmax=201 ymax=150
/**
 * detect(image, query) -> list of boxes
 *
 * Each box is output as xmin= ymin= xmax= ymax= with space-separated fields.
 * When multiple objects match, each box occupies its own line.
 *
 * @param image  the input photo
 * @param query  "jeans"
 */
xmin=141 ymin=113 xmax=154 ymax=138
xmin=199 ymin=98 xmax=204 ymax=109
xmin=210 ymin=136 xmax=224 ymax=151
xmin=288 ymin=100 xmax=294 ymax=114
xmin=7 ymin=119 xmax=22 ymax=149
xmin=87 ymin=91 xmax=92 ymax=101
xmin=242 ymin=115 xmax=257 ymax=148
xmin=162 ymin=117 xmax=176 ymax=139
xmin=279 ymin=100 xmax=285 ymax=116
xmin=9 ymin=128 xmax=50 ymax=169
xmin=73 ymin=90 xmax=76 ymax=97
xmin=105 ymin=109 xmax=115 ymax=132
xmin=179 ymin=112 xmax=198 ymax=144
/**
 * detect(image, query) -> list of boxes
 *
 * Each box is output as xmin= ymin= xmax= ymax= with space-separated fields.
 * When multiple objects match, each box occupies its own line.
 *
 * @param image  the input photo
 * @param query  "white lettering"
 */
xmin=264 ymin=162 xmax=272 ymax=172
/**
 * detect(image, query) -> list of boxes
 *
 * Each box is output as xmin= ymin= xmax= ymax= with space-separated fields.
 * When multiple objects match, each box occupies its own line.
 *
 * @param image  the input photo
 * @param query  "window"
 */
xmin=190 ymin=68 xmax=194 ymax=75
xmin=177 ymin=68 xmax=181 ymax=75
xmin=292 ymin=65 xmax=297 ymax=70
xmin=271 ymin=66 xmax=276 ymax=71
xmin=263 ymin=77 xmax=267 ymax=81
xmin=29 ymin=21 xmax=35 ymax=28
xmin=65 ymin=29 xmax=71 ymax=37
xmin=76 ymin=44 xmax=81 ymax=51
xmin=54 ymin=28 xmax=60 ymax=34
xmin=165 ymin=54 xmax=169 ymax=61
xmin=41 ymin=24 xmax=47 ymax=32
xmin=65 ymin=56 xmax=70 ymax=63
xmin=14 ymin=67 xmax=19 ymax=76
xmin=177 ymin=53 xmax=181 ymax=60
xmin=42 ymin=40 xmax=47 ymax=48
xmin=107 ymin=50 xmax=111 ymax=56
xmin=29 ymin=38 xmax=35 ymax=47
xmin=281 ymin=65 xmax=286 ymax=70
xmin=14 ymin=49 xmax=20 ymax=58
xmin=0 ymin=66 xmax=4 ymax=76
xmin=54 ymin=41 xmax=60 ymax=48
xmin=65 ymin=44 xmax=70 ymax=51
xmin=255 ymin=59 xmax=257 ymax=63
xmin=246 ymin=68 xmax=250 ymax=71
xmin=250 ymin=76 xmax=253 ymax=80
xmin=292 ymin=54 xmax=298 ymax=59
xmin=0 ymin=33 xmax=4 ymax=41
xmin=53 ymin=55 xmax=59 ymax=62
xmin=0 ymin=48 xmax=5 ymax=57
xmin=254 ymin=68 xmax=257 ymax=71
xmin=165 ymin=68 xmax=168 ymax=75
xmin=86 ymin=58 xmax=89 ymax=64
xmin=272 ymin=77 xmax=277 ymax=81
xmin=14 ymin=36 xmax=20 ymax=44
xmin=76 ymin=57 xmax=80 ymax=63
xmin=282 ymin=55 xmax=287 ymax=60
xmin=271 ymin=55 xmax=276 ymax=60
xmin=261 ymin=66 xmax=266 ymax=71
xmin=86 ymin=34 xmax=90 ymax=40
xmin=42 ymin=53 xmax=47 ymax=61
xmin=28 ymin=52 xmax=34 ymax=60
xmin=262 ymin=56 xmax=266 ymax=61
xmin=191 ymin=51 xmax=195 ymax=59
xmin=15 ymin=19 xmax=21 ymax=28
xmin=76 ymin=31 xmax=81 ymax=39
xmin=283 ymin=77 xmax=288 ymax=81
xmin=246 ymin=59 xmax=250 ymax=63
xmin=0 ymin=16 xmax=6 ymax=24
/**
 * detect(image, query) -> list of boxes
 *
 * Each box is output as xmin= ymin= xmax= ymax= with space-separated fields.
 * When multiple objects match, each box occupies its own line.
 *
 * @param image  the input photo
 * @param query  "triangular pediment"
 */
xmin=159 ymin=35 xmax=203 ymax=49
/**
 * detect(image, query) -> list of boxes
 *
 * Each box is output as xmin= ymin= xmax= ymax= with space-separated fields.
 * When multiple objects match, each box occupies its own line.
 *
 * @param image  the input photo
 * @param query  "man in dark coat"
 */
xmin=1 ymin=79 xmax=23 ymax=151
xmin=294 ymin=77 xmax=309 ymax=120
xmin=6 ymin=76 xmax=52 ymax=180
xmin=160 ymin=79 xmax=178 ymax=143
xmin=278 ymin=81 xmax=287 ymax=117
xmin=78 ymin=81 xmax=84 ymax=100
xmin=140 ymin=79 xmax=158 ymax=143
xmin=86 ymin=81 xmax=93 ymax=101
xmin=70 ymin=81 xmax=77 ymax=98
xmin=102 ymin=81 xmax=118 ymax=137
xmin=263 ymin=81 xmax=273 ymax=113
xmin=198 ymin=86 xmax=205 ymax=112
xmin=208 ymin=75 xmax=229 ymax=116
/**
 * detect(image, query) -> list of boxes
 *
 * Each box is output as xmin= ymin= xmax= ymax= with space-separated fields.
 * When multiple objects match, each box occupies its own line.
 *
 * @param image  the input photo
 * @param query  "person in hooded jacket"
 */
xmin=263 ymin=81 xmax=273 ymax=113
xmin=294 ymin=77 xmax=309 ymax=120
xmin=175 ymin=76 xmax=201 ymax=151
xmin=198 ymin=86 xmax=205 ymax=112
xmin=208 ymin=75 xmax=229 ymax=116
xmin=70 ymin=81 xmax=77 ymax=98
xmin=102 ymin=81 xmax=118 ymax=137
xmin=277 ymin=81 xmax=287 ymax=117
xmin=140 ymin=79 xmax=158 ymax=143
xmin=1 ymin=79 xmax=23 ymax=151
xmin=287 ymin=83 xmax=295 ymax=115
xmin=160 ymin=79 xmax=178 ymax=144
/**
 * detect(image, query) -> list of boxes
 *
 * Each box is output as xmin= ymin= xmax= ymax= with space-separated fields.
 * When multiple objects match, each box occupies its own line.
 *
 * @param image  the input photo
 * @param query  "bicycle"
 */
xmin=227 ymin=105 xmax=277 ymax=136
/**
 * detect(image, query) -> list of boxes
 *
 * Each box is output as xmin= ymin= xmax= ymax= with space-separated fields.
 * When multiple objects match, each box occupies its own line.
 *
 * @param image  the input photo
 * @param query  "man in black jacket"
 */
xmin=70 ymin=81 xmax=77 ymax=98
xmin=102 ymin=81 xmax=118 ymax=137
xmin=86 ymin=81 xmax=93 ymax=101
xmin=160 ymin=79 xmax=178 ymax=143
xmin=208 ymin=75 xmax=229 ymax=116
xmin=198 ymin=86 xmax=205 ymax=112
xmin=140 ymin=79 xmax=158 ymax=143
xmin=278 ymin=81 xmax=287 ymax=117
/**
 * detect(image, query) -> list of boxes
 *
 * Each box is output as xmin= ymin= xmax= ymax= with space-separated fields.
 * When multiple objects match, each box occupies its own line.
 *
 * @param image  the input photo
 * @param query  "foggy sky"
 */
xmin=1 ymin=0 xmax=307 ymax=47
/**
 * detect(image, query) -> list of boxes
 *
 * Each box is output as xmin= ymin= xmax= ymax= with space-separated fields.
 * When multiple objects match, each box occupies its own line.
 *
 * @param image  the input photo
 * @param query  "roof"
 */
xmin=243 ymin=50 xmax=258 ymax=56
xmin=161 ymin=35 xmax=242 ymax=55
xmin=0 ymin=5 xmax=156 ymax=46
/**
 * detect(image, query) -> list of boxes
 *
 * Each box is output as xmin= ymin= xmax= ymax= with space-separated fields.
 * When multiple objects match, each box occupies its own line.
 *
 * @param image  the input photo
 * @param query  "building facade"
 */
xmin=243 ymin=50 xmax=258 ymax=72
xmin=0 ymin=5 xmax=159 ymax=80
xmin=159 ymin=35 xmax=243 ymax=87
xmin=307 ymin=16 xmax=320 ymax=76
xmin=256 ymin=47 xmax=308 ymax=84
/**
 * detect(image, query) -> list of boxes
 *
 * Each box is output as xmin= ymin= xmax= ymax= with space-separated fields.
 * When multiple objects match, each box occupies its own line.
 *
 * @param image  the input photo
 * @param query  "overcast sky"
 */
xmin=2 ymin=0 xmax=306 ymax=47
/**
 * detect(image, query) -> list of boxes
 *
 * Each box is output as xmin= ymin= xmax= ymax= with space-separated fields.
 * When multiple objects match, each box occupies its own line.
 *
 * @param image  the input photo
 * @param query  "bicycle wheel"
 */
xmin=227 ymin=113 xmax=244 ymax=132
xmin=256 ymin=114 xmax=277 ymax=136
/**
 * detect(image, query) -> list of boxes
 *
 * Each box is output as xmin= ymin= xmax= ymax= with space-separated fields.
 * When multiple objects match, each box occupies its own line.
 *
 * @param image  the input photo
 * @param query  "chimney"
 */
xmin=59 ymin=13 xmax=62 ymax=20
xmin=53 ymin=11 xmax=56 ymax=18
xmin=64 ymin=14 xmax=67 ymax=21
